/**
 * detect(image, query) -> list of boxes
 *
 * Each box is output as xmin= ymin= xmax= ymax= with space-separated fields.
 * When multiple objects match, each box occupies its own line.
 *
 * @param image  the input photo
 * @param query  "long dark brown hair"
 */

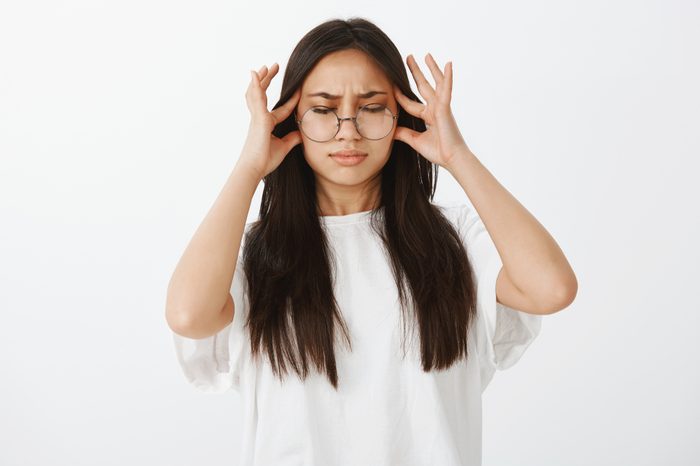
xmin=242 ymin=17 xmax=477 ymax=389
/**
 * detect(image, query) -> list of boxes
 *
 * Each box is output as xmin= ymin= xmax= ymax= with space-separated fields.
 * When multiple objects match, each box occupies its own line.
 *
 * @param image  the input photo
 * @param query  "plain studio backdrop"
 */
xmin=1 ymin=0 xmax=698 ymax=465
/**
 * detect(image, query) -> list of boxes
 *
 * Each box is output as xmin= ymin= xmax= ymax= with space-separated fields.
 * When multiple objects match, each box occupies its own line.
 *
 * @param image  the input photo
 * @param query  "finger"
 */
xmin=253 ymin=64 xmax=275 ymax=93
xmin=406 ymin=54 xmax=435 ymax=100
xmin=393 ymin=125 xmax=421 ymax=147
xmin=271 ymin=88 xmax=301 ymax=124
xmin=259 ymin=63 xmax=279 ymax=90
xmin=247 ymin=70 xmax=267 ymax=113
xmin=443 ymin=62 xmax=453 ymax=102
xmin=248 ymin=70 xmax=260 ymax=94
xmin=249 ymin=69 xmax=264 ymax=94
xmin=424 ymin=53 xmax=444 ymax=88
xmin=281 ymin=129 xmax=302 ymax=153
xmin=254 ymin=66 xmax=269 ymax=88
xmin=393 ymin=85 xmax=424 ymax=118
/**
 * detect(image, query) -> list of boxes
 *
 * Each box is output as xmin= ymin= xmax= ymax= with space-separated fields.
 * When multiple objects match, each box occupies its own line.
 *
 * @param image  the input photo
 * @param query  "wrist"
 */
xmin=444 ymin=145 xmax=477 ymax=174
xmin=234 ymin=160 xmax=264 ymax=183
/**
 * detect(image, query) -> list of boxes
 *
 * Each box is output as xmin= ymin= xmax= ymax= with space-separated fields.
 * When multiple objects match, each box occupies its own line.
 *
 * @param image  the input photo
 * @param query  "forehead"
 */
xmin=301 ymin=49 xmax=391 ymax=93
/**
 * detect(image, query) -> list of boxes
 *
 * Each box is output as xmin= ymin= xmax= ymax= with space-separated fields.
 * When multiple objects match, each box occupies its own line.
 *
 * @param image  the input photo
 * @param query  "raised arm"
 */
xmin=165 ymin=62 xmax=302 ymax=339
xmin=165 ymin=162 xmax=261 ymax=339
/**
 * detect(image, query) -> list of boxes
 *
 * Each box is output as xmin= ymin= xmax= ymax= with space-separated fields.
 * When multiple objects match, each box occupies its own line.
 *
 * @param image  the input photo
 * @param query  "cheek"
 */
xmin=374 ymin=139 xmax=394 ymax=161
xmin=300 ymin=144 xmax=330 ymax=171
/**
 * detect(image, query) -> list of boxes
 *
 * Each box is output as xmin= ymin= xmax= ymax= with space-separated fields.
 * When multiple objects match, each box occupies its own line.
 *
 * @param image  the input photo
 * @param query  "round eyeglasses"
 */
xmin=295 ymin=104 xmax=398 ymax=142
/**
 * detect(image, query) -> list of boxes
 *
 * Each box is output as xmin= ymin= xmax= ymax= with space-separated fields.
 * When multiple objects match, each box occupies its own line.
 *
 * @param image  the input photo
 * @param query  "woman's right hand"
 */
xmin=238 ymin=63 xmax=302 ymax=180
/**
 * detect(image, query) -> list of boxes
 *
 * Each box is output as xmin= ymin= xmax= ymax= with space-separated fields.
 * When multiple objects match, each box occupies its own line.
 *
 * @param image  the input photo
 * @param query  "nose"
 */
xmin=335 ymin=115 xmax=362 ymax=141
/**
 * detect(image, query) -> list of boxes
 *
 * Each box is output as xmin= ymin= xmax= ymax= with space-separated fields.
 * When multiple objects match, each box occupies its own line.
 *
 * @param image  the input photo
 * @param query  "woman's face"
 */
xmin=295 ymin=48 xmax=398 ymax=190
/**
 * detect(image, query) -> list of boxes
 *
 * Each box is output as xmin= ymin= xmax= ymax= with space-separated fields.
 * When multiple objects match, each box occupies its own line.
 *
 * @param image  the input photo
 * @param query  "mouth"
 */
xmin=330 ymin=150 xmax=368 ymax=166
xmin=331 ymin=149 xmax=368 ymax=158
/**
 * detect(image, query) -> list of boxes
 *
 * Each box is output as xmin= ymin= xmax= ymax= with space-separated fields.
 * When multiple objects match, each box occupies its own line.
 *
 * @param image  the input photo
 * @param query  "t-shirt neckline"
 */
xmin=319 ymin=207 xmax=381 ymax=225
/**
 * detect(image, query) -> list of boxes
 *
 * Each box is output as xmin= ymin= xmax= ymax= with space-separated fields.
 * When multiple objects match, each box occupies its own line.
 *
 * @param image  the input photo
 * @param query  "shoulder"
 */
xmin=432 ymin=200 xmax=470 ymax=215
xmin=431 ymin=201 xmax=477 ymax=233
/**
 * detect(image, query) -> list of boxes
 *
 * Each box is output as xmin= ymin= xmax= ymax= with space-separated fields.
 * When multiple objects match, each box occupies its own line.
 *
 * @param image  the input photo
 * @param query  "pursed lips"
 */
xmin=331 ymin=150 xmax=368 ymax=157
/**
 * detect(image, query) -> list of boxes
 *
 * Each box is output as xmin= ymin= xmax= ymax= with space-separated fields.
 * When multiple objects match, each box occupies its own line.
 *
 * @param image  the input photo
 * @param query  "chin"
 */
xmin=326 ymin=170 xmax=368 ymax=184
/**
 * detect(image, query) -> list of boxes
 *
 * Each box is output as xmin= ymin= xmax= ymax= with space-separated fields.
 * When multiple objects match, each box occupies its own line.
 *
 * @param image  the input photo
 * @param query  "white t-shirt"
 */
xmin=172 ymin=202 xmax=542 ymax=466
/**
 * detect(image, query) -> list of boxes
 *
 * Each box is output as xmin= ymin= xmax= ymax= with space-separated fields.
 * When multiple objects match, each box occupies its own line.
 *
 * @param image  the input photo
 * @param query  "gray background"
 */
xmin=1 ymin=0 xmax=698 ymax=464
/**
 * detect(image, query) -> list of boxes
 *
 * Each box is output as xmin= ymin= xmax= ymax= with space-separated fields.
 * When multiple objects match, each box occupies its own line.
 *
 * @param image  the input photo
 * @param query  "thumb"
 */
xmin=272 ymin=88 xmax=301 ymax=124
xmin=393 ymin=126 xmax=418 ymax=148
xmin=281 ymin=130 xmax=302 ymax=154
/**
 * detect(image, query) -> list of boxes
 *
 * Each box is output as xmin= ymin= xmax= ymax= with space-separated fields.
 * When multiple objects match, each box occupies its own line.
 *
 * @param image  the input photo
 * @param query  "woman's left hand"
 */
xmin=393 ymin=53 xmax=472 ymax=169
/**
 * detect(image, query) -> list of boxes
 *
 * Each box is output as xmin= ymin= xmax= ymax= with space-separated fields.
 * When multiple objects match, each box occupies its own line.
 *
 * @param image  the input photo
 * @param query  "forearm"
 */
xmin=165 ymin=158 xmax=261 ymax=330
xmin=445 ymin=147 xmax=577 ymax=306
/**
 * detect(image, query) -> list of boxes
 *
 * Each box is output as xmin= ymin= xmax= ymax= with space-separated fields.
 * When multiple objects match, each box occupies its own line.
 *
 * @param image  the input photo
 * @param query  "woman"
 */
xmin=166 ymin=17 xmax=577 ymax=466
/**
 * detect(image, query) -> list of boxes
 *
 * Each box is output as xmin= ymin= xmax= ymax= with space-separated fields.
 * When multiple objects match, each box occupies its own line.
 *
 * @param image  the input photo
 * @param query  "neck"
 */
xmin=315 ymin=180 xmax=382 ymax=216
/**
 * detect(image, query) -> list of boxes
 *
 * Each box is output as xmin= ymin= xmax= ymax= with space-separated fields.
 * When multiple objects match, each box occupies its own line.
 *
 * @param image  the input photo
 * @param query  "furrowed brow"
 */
xmin=306 ymin=90 xmax=388 ymax=99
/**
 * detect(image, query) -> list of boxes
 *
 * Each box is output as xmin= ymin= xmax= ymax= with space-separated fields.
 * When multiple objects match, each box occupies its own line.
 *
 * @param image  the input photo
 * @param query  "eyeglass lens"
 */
xmin=298 ymin=105 xmax=394 ymax=142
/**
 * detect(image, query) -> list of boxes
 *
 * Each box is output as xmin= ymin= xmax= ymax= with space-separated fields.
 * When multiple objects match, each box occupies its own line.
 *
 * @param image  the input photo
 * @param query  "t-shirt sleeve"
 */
xmin=171 ymin=233 xmax=250 ymax=394
xmin=448 ymin=203 xmax=543 ymax=392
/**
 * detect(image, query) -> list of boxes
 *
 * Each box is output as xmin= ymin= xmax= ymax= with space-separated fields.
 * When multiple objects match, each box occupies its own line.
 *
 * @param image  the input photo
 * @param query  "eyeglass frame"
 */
xmin=294 ymin=104 xmax=399 ymax=142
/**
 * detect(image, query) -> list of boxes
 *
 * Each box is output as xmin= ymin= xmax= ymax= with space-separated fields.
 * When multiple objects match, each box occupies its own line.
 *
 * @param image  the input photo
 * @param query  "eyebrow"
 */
xmin=306 ymin=90 xmax=388 ymax=99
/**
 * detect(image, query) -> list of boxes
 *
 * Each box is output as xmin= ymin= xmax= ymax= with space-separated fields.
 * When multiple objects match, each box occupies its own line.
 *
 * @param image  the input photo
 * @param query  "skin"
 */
xmin=295 ymin=49 xmax=399 ymax=217
xmin=247 ymin=51 xmax=577 ymax=314
xmin=396 ymin=53 xmax=578 ymax=314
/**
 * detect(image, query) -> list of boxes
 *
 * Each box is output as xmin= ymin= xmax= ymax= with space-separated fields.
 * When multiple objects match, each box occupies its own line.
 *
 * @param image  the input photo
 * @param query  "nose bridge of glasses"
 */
xmin=337 ymin=115 xmax=359 ymax=125
xmin=335 ymin=114 xmax=361 ymax=138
